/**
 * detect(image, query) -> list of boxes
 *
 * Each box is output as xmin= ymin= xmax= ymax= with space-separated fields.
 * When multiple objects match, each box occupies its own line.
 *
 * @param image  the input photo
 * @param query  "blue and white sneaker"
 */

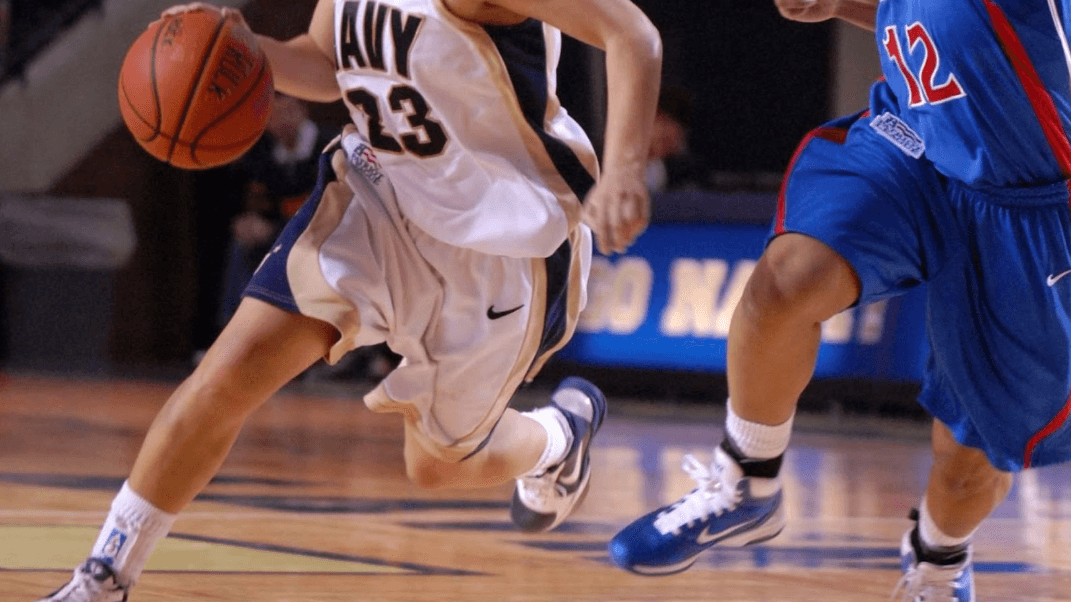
xmin=37 ymin=557 xmax=129 ymax=602
xmin=510 ymin=376 xmax=607 ymax=533
xmin=893 ymin=529 xmax=975 ymax=602
xmin=609 ymin=446 xmax=784 ymax=575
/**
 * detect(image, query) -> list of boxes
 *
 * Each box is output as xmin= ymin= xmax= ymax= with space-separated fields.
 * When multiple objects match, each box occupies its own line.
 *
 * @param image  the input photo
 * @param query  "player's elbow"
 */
xmin=606 ymin=19 xmax=662 ymax=79
xmin=639 ymin=18 xmax=663 ymax=63
xmin=621 ymin=11 xmax=663 ymax=65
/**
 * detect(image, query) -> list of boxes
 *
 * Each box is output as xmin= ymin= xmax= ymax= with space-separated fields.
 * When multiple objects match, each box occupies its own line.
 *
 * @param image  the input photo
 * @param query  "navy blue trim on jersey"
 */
xmin=461 ymin=237 xmax=573 ymax=463
xmin=483 ymin=20 xmax=595 ymax=202
xmin=243 ymin=151 xmax=338 ymax=313
xmin=536 ymin=238 xmax=571 ymax=359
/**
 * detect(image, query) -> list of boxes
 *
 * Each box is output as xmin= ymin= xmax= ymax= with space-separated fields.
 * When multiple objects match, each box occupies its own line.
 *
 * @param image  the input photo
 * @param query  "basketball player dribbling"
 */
xmin=609 ymin=0 xmax=1071 ymax=600
xmin=37 ymin=0 xmax=661 ymax=599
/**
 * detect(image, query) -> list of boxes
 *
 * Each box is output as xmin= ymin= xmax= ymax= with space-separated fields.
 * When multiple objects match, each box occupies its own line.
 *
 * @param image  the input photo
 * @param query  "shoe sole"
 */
xmin=555 ymin=376 xmax=607 ymax=430
xmin=619 ymin=526 xmax=785 ymax=576
xmin=614 ymin=496 xmax=786 ymax=576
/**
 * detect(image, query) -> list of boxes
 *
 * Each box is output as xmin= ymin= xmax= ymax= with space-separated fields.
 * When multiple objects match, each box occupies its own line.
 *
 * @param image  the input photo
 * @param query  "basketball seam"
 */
xmin=147 ymin=20 xmax=165 ymax=141
xmin=119 ymin=82 xmax=156 ymax=141
xmin=165 ymin=13 xmax=229 ymax=164
xmin=120 ymin=21 xmax=168 ymax=142
xmin=110 ymin=117 xmax=265 ymax=150
xmin=189 ymin=51 xmax=271 ymax=167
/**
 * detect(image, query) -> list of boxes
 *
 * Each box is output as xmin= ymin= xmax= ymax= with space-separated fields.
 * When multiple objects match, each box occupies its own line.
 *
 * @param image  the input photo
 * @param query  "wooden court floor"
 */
xmin=2 ymin=371 xmax=1070 ymax=601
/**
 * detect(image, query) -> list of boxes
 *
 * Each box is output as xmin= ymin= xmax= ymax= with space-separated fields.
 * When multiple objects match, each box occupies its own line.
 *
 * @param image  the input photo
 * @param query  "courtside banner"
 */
xmin=560 ymin=223 xmax=928 ymax=381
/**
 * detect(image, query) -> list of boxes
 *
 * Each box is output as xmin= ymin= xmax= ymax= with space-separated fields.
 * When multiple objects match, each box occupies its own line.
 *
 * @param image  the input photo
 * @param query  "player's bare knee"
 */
xmin=934 ymin=466 xmax=1012 ymax=501
xmin=405 ymin=457 xmax=446 ymax=489
xmin=932 ymin=448 xmax=1011 ymax=499
xmin=930 ymin=420 xmax=1013 ymax=498
xmin=403 ymin=444 xmax=461 ymax=489
xmin=745 ymin=234 xmax=858 ymax=323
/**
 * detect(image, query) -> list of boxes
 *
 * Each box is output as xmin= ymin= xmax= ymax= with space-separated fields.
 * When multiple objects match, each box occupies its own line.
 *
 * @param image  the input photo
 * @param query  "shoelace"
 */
xmin=652 ymin=454 xmax=742 ymax=535
xmin=891 ymin=561 xmax=965 ymax=602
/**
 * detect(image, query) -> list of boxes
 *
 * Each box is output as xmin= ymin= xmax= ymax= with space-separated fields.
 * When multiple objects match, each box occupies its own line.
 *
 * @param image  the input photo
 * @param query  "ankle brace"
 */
xmin=911 ymin=524 xmax=968 ymax=566
xmin=720 ymin=437 xmax=783 ymax=479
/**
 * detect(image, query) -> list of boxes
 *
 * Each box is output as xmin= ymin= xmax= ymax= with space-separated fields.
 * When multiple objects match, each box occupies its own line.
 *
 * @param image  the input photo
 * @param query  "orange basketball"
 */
xmin=117 ymin=7 xmax=273 ymax=170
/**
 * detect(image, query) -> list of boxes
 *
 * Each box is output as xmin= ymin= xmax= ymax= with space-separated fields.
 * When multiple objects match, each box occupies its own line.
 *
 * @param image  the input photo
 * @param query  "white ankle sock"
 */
xmin=91 ymin=481 xmax=177 ymax=587
xmin=725 ymin=399 xmax=794 ymax=459
xmin=918 ymin=496 xmax=973 ymax=549
xmin=520 ymin=406 xmax=572 ymax=477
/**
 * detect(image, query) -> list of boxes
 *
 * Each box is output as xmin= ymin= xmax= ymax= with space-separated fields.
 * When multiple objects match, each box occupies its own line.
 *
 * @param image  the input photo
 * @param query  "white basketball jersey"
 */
xmin=333 ymin=0 xmax=598 ymax=258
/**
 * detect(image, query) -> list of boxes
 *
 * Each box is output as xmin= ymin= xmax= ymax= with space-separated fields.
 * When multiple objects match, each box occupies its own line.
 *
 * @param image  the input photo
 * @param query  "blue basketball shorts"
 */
xmin=775 ymin=84 xmax=1071 ymax=471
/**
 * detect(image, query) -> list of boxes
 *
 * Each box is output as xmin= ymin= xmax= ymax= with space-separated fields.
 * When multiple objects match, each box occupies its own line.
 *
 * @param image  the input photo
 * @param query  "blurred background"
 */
xmin=0 ymin=0 xmax=920 ymax=416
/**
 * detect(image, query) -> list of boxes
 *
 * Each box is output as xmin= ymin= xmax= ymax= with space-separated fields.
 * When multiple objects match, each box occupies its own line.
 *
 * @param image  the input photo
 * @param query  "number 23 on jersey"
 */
xmin=337 ymin=0 xmax=450 ymax=158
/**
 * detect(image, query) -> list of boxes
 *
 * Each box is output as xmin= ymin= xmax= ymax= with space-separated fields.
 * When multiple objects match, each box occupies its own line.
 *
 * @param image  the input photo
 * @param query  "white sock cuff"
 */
xmin=112 ymin=481 xmax=177 ymax=528
xmin=725 ymin=399 xmax=794 ymax=460
xmin=918 ymin=495 xmax=974 ymax=549
xmin=92 ymin=481 xmax=177 ymax=586
xmin=521 ymin=406 xmax=571 ymax=477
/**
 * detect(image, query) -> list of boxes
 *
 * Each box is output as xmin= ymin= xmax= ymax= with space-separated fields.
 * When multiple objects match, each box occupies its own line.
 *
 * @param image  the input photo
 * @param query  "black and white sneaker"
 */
xmin=37 ymin=557 xmax=129 ymax=602
xmin=894 ymin=512 xmax=975 ymax=602
xmin=510 ymin=376 xmax=607 ymax=532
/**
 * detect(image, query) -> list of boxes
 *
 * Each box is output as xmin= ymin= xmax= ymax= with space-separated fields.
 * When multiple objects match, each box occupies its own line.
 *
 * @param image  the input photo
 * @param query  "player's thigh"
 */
xmin=194 ymin=297 xmax=337 ymax=413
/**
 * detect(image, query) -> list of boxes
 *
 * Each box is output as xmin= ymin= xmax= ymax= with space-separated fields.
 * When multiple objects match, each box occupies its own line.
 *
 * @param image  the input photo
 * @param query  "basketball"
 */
xmin=117 ymin=7 xmax=274 ymax=170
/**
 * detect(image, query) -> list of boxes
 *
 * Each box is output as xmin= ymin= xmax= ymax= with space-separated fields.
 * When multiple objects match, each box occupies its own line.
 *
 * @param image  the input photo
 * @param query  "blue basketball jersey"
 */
xmin=875 ymin=0 xmax=1071 ymax=186
xmin=772 ymin=1 xmax=1071 ymax=469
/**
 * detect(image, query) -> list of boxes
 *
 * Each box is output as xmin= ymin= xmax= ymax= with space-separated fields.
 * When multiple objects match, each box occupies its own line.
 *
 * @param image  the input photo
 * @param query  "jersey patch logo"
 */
xmin=348 ymin=142 xmax=385 ymax=185
xmin=869 ymin=112 xmax=925 ymax=159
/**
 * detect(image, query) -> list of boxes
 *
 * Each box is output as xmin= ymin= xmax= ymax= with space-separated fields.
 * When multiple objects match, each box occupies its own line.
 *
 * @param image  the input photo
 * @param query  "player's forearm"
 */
xmin=256 ymin=34 xmax=342 ymax=103
xmin=836 ymin=0 xmax=878 ymax=31
xmin=600 ymin=29 xmax=663 ymax=177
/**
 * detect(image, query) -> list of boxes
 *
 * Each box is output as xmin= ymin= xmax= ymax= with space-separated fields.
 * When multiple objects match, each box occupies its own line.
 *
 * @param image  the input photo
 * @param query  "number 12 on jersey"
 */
xmin=883 ymin=23 xmax=966 ymax=107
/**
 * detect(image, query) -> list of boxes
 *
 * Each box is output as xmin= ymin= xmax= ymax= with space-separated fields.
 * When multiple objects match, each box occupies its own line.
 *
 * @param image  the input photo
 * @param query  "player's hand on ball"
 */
xmin=161 ymin=2 xmax=218 ymax=18
xmin=218 ymin=6 xmax=250 ymax=29
xmin=162 ymin=3 xmax=248 ymax=27
xmin=583 ymin=169 xmax=650 ymax=255
xmin=775 ymin=0 xmax=841 ymax=22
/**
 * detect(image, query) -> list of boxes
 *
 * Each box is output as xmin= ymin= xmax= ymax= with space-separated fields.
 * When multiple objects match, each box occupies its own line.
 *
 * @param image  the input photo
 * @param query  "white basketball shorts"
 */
xmin=244 ymin=127 xmax=591 ymax=461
